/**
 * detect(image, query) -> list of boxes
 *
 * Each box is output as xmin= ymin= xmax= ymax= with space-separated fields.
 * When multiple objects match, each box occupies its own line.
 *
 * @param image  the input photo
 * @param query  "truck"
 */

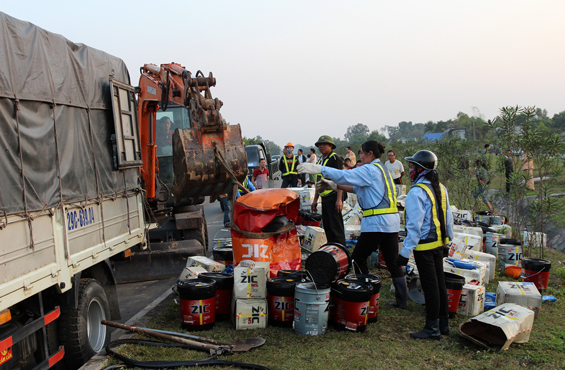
xmin=244 ymin=142 xmax=280 ymax=184
xmin=0 ymin=12 xmax=247 ymax=370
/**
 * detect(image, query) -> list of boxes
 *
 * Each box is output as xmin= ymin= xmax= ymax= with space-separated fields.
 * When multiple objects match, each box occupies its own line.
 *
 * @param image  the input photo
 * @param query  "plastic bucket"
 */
xmin=277 ymin=270 xmax=311 ymax=282
xmin=293 ymin=282 xmax=331 ymax=335
xmin=331 ymin=279 xmax=373 ymax=332
xmin=521 ymin=258 xmax=552 ymax=291
xmin=267 ymin=277 xmax=299 ymax=326
xmin=213 ymin=247 xmax=233 ymax=266
xmin=198 ymin=273 xmax=233 ymax=321
xmin=498 ymin=244 xmax=522 ymax=272
xmin=444 ymin=272 xmax=465 ymax=315
xmin=345 ymin=274 xmax=382 ymax=323
xmin=177 ymin=278 xmax=216 ymax=330
xmin=484 ymin=233 xmax=501 ymax=256
xmin=305 ymin=243 xmax=352 ymax=285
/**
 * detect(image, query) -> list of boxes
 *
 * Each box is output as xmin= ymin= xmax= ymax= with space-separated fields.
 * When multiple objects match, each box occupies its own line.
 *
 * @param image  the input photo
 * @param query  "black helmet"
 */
xmin=404 ymin=150 xmax=438 ymax=170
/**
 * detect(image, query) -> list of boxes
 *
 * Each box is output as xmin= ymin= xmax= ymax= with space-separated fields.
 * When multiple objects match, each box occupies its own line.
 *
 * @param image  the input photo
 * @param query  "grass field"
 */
xmin=107 ymin=247 xmax=565 ymax=370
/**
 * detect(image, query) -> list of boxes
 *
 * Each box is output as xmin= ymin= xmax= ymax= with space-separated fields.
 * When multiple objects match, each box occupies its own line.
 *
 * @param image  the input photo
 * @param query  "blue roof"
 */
xmin=423 ymin=133 xmax=444 ymax=141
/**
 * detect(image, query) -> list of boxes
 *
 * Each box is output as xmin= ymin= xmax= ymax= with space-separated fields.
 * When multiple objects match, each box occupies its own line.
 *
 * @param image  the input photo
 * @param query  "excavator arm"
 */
xmin=137 ymin=63 xmax=247 ymax=203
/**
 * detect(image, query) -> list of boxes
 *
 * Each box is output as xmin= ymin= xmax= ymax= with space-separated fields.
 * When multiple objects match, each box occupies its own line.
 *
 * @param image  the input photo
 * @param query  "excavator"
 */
xmin=112 ymin=63 xmax=248 ymax=282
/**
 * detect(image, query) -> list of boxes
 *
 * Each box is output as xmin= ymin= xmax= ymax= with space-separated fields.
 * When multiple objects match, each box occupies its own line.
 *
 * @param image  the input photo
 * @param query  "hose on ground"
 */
xmin=103 ymin=339 xmax=271 ymax=370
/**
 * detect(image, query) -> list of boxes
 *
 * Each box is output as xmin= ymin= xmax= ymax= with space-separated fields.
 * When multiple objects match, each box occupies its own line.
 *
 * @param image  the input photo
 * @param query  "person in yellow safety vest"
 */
xmin=396 ymin=150 xmax=454 ymax=340
xmin=298 ymin=141 xmax=406 ymax=309
xmin=236 ymin=176 xmax=256 ymax=198
xmin=279 ymin=142 xmax=299 ymax=188
xmin=309 ymin=135 xmax=346 ymax=246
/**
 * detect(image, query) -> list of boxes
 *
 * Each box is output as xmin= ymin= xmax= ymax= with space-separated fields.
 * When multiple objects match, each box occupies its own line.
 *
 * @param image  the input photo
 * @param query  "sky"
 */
xmin=2 ymin=1 xmax=565 ymax=149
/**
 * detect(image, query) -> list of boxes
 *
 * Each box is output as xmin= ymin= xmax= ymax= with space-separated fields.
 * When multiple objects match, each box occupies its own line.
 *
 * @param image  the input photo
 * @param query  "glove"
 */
xmin=316 ymin=179 xmax=337 ymax=193
xmin=297 ymin=163 xmax=322 ymax=175
xmin=395 ymin=254 xmax=409 ymax=267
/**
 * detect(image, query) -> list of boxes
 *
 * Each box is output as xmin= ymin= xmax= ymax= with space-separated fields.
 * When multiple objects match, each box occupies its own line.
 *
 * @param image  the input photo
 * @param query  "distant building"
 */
xmin=423 ymin=128 xmax=466 ymax=141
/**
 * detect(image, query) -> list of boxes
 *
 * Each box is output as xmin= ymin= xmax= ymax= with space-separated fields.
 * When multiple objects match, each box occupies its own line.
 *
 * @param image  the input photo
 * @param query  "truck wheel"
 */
xmin=58 ymin=279 xmax=111 ymax=369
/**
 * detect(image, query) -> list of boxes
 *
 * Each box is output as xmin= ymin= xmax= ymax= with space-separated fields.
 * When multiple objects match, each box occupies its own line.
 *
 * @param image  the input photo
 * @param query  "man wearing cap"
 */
xmin=311 ymin=135 xmax=346 ymax=246
xmin=279 ymin=142 xmax=299 ymax=188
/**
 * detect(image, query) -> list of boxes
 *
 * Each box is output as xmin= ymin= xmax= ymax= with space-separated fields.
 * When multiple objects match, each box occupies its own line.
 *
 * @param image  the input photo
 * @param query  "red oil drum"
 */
xmin=199 ymin=273 xmax=234 ymax=321
xmin=277 ymin=270 xmax=311 ymax=282
xmin=213 ymin=247 xmax=233 ymax=266
xmin=331 ymin=279 xmax=373 ymax=332
xmin=267 ymin=277 xmax=299 ymax=326
xmin=345 ymin=274 xmax=382 ymax=323
xmin=177 ymin=278 xmax=216 ymax=330
xmin=305 ymin=243 xmax=351 ymax=285
xmin=521 ymin=258 xmax=551 ymax=291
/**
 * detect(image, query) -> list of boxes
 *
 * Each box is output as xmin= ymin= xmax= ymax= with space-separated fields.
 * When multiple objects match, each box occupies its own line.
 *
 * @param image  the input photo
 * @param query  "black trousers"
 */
xmin=505 ymin=171 xmax=511 ymax=193
xmin=351 ymin=231 xmax=403 ymax=278
xmin=281 ymin=175 xmax=298 ymax=188
xmin=321 ymin=192 xmax=346 ymax=246
xmin=414 ymin=246 xmax=448 ymax=320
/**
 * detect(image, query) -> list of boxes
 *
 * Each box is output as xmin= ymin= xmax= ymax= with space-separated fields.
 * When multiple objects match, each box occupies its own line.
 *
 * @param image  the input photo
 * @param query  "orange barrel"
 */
xmin=305 ymin=243 xmax=351 ymax=285
xmin=331 ymin=279 xmax=373 ymax=332
xmin=177 ymin=278 xmax=216 ymax=330
xmin=345 ymin=274 xmax=382 ymax=323
xmin=199 ymin=273 xmax=233 ymax=321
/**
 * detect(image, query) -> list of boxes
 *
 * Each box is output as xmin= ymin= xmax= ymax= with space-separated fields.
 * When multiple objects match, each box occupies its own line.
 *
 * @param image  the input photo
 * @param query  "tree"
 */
xmin=344 ymin=124 xmax=370 ymax=143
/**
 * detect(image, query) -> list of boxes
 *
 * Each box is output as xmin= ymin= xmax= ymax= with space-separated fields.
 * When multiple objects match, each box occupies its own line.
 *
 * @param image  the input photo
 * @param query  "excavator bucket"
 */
xmin=172 ymin=123 xmax=247 ymax=203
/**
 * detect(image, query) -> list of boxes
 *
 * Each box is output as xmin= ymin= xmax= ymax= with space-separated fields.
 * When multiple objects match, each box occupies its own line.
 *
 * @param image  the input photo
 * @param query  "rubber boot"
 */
xmin=439 ymin=315 xmax=449 ymax=335
xmin=410 ymin=319 xmax=441 ymax=340
xmin=388 ymin=277 xmax=407 ymax=309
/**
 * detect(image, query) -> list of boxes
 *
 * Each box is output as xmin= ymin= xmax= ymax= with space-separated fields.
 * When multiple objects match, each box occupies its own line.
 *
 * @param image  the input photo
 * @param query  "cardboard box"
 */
xmin=343 ymin=209 xmax=362 ymax=226
xmin=395 ymin=184 xmax=406 ymax=196
xmin=458 ymin=284 xmax=485 ymax=316
xmin=232 ymin=298 xmax=268 ymax=330
xmin=344 ymin=225 xmax=362 ymax=241
xmin=444 ymin=261 xmax=486 ymax=286
xmin=299 ymin=188 xmax=321 ymax=211
xmin=453 ymin=232 xmax=482 ymax=251
xmin=460 ymin=303 xmax=535 ymax=350
xmin=186 ymin=256 xmax=225 ymax=272
xmin=464 ymin=250 xmax=496 ymax=282
xmin=448 ymin=237 xmax=472 ymax=260
xmin=302 ymin=226 xmax=328 ymax=252
xmin=453 ymin=225 xmax=483 ymax=239
xmin=178 ymin=266 xmax=207 ymax=281
xmin=233 ymin=261 xmax=270 ymax=299
xmin=212 ymin=238 xmax=232 ymax=248
xmin=496 ymin=282 xmax=542 ymax=318
xmin=460 ymin=259 xmax=488 ymax=284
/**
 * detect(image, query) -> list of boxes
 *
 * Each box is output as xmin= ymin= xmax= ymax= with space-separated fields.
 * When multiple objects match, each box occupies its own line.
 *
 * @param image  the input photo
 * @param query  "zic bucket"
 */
xmin=331 ymin=279 xmax=373 ymax=332
xmin=444 ymin=272 xmax=465 ymax=315
xmin=484 ymin=232 xmax=501 ymax=257
xmin=345 ymin=274 xmax=382 ymax=323
xmin=177 ymin=278 xmax=216 ymax=330
xmin=277 ymin=270 xmax=311 ymax=282
xmin=305 ymin=243 xmax=352 ymax=285
xmin=498 ymin=243 xmax=522 ymax=272
xmin=213 ymin=247 xmax=233 ymax=266
xmin=267 ymin=277 xmax=300 ymax=326
xmin=199 ymin=273 xmax=233 ymax=321
xmin=522 ymin=258 xmax=552 ymax=291
xmin=293 ymin=282 xmax=331 ymax=336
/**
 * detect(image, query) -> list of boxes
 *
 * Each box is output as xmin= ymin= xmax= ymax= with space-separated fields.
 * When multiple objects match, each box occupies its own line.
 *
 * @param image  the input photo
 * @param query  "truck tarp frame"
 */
xmin=0 ymin=12 xmax=138 ymax=215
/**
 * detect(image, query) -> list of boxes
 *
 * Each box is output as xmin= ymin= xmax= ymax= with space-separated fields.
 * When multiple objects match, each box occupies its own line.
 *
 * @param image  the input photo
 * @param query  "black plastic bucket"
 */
xmin=305 ymin=243 xmax=352 ymax=285
xmin=331 ymin=279 xmax=373 ymax=332
xmin=444 ymin=272 xmax=465 ymax=316
xmin=277 ymin=270 xmax=311 ymax=282
xmin=522 ymin=258 xmax=552 ymax=291
xmin=177 ymin=278 xmax=216 ymax=330
xmin=199 ymin=273 xmax=233 ymax=321
xmin=267 ymin=277 xmax=300 ymax=326
xmin=345 ymin=274 xmax=382 ymax=323
xmin=212 ymin=247 xmax=233 ymax=266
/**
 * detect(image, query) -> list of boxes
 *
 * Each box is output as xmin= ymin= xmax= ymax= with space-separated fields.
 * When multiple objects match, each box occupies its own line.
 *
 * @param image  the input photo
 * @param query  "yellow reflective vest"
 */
xmin=282 ymin=156 xmax=297 ymax=176
xmin=362 ymin=162 xmax=398 ymax=217
xmin=315 ymin=152 xmax=337 ymax=197
xmin=413 ymin=183 xmax=449 ymax=251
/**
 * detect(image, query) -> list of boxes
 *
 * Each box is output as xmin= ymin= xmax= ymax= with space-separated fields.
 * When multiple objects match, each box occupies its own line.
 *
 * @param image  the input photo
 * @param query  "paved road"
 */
xmin=115 ymin=200 xmax=227 ymax=325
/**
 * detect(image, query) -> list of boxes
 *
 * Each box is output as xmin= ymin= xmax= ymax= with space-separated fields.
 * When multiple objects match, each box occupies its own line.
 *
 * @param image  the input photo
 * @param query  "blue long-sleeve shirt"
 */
xmin=321 ymin=159 xmax=399 ymax=233
xmin=400 ymin=177 xmax=454 ymax=258
xmin=236 ymin=177 xmax=256 ymax=198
